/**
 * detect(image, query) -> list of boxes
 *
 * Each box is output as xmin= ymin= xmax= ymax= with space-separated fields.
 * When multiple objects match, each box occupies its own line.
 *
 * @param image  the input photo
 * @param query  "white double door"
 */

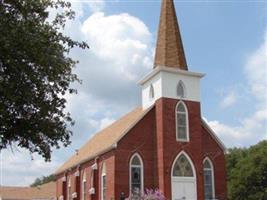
xmin=172 ymin=177 xmax=197 ymax=200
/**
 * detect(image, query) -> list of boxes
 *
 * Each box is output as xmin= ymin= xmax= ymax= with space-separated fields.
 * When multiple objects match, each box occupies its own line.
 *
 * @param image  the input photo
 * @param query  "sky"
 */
xmin=1 ymin=0 xmax=267 ymax=186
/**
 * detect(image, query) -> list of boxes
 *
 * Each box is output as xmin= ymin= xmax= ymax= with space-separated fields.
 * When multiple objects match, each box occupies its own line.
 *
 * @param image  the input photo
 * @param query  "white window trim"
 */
xmin=203 ymin=157 xmax=215 ymax=199
xmin=171 ymin=151 xmax=196 ymax=178
xmin=82 ymin=171 xmax=87 ymax=200
xmin=101 ymin=163 xmax=107 ymax=200
xmin=129 ymin=153 xmax=144 ymax=194
xmin=175 ymin=101 xmax=189 ymax=142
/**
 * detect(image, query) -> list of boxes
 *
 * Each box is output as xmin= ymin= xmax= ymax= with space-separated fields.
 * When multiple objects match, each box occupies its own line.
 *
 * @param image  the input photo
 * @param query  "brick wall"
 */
xmin=155 ymin=98 xmax=204 ymax=199
xmin=202 ymin=125 xmax=227 ymax=200
xmin=115 ymin=107 xmax=156 ymax=199
xmin=56 ymin=98 xmax=227 ymax=200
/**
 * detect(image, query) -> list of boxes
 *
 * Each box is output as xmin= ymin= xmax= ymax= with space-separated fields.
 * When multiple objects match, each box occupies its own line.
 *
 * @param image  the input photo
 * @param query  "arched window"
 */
xmin=129 ymin=153 xmax=143 ymax=194
xmin=173 ymin=154 xmax=194 ymax=177
xmin=101 ymin=163 xmax=107 ymax=200
xmin=177 ymin=80 xmax=185 ymax=98
xmin=176 ymin=101 xmax=189 ymax=141
xmin=67 ymin=177 xmax=71 ymax=200
xmin=82 ymin=171 xmax=87 ymax=200
xmin=149 ymin=84 xmax=154 ymax=99
xmin=203 ymin=158 xmax=215 ymax=200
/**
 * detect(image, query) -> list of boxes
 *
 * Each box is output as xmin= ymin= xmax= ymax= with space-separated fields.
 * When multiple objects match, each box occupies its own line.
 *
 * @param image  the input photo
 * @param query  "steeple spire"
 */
xmin=154 ymin=0 xmax=188 ymax=70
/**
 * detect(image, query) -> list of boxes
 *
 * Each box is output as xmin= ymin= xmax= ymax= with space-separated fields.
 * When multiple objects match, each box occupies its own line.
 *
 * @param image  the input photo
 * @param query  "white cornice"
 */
xmin=138 ymin=65 xmax=205 ymax=85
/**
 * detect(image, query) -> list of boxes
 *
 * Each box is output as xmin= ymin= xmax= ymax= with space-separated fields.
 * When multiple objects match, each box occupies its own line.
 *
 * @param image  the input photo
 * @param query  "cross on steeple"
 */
xmin=154 ymin=0 xmax=188 ymax=70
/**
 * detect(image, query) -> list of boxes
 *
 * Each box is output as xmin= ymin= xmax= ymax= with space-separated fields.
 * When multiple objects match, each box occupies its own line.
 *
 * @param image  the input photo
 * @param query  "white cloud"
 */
xmin=220 ymin=91 xmax=237 ymax=108
xmin=244 ymin=31 xmax=267 ymax=106
xmin=207 ymin=30 xmax=267 ymax=147
xmin=1 ymin=148 xmax=60 ymax=186
xmin=208 ymin=110 xmax=267 ymax=147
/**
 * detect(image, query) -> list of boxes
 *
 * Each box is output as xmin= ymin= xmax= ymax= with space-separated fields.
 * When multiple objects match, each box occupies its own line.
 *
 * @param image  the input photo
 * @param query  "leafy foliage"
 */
xmin=30 ymin=174 xmax=56 ymax=187
xmin=0 ymin=0 xmax=88 ymax=160
xmin=227 ymin=141 xmax=267 ymax=200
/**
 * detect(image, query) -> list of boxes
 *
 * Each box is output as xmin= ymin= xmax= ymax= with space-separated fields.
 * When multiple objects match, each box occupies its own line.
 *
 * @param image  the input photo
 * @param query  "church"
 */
xmin=55 ymin=0 xmax=227 ymax=199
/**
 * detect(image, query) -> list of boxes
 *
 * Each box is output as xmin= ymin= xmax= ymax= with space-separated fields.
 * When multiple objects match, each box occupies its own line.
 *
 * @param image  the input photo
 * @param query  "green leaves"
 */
xmin=227 ymin=141 xmax=267 ymax=200
xmin=0 ymin=0 xmax=88 ymax=161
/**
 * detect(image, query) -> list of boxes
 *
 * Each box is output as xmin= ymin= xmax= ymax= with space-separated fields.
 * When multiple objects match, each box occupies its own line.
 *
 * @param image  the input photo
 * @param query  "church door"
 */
xmin=171 ymin=152 xmax=197 ymax=200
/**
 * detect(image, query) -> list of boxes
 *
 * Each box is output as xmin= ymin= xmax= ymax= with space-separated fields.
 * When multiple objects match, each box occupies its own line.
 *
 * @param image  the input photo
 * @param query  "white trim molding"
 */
xmin=74 ymin=171 xmax=80 ymax=177
xmin=71 ymin=192 xmax=77 ymax=199
xmin=89 ymin=187 xmax=95 ymax=195
xmin=91 ymin=163 xmax=98 ymax=170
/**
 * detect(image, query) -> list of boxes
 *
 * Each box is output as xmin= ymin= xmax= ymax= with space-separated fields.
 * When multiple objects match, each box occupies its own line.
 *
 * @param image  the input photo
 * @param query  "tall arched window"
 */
xmin=82 ymin=171 xmax=87 ymax=200
xmin=203 ymin=158 xmax=215 ymax=200
xmin=177 ymin=80 xmax=185 ymax=98
xmin=101 ymin=163 xmax=107 ymax=200
xmin=67 ymin=177 xmax=71 ymax=200
xmin=176 ymin=101 xmax=189 ymax=141
xmin=129 ymin=153 xmax=143 ymax=194
xmin=149 ymin=84 xmax=154 ymax=99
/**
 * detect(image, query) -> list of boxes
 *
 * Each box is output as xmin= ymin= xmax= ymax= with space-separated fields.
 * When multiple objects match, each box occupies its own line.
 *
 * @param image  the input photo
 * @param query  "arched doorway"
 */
xmin=171 ymin=152 xmax=197 ymax=200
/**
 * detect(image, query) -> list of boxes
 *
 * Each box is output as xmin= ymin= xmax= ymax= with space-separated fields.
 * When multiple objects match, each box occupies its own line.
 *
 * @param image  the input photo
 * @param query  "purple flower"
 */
xmin=127 ymin=188 xmax=166 ymax=200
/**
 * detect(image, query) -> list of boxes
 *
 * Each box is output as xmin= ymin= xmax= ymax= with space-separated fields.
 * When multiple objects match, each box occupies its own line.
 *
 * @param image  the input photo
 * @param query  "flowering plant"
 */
xmin=126 ymin=188 xmax=165 ymax=200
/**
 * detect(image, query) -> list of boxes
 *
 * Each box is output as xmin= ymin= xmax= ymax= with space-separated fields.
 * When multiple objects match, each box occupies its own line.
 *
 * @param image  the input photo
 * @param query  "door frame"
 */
xmin=171 ymin=151 xmax=197 ymax=200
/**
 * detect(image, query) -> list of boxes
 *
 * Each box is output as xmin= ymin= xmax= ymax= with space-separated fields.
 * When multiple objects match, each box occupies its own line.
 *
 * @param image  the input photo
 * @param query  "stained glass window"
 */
xmin=173 ymin=154 xmax=193 ymax=177
xmin=130 ymin=154 xmax=143 ymax=194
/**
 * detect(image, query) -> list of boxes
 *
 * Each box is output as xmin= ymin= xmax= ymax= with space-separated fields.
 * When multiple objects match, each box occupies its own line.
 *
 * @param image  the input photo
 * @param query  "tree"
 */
xmin=0 ymin=0 xmax=88 ymax=161
xmin=30 ymin=174 xmax=56 ymax=187
xmin=226 ymin=141 xmax=267 ymax=200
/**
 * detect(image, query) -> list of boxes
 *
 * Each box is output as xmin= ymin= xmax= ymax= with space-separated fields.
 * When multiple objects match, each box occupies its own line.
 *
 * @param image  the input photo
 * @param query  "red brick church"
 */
xmin=55 ymin=0 xmax=227 ymax=199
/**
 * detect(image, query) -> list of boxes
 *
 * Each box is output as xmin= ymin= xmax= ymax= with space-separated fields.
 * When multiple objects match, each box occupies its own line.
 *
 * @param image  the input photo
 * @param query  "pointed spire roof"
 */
xmin=154 ymin=0 xmax=188 ymax=70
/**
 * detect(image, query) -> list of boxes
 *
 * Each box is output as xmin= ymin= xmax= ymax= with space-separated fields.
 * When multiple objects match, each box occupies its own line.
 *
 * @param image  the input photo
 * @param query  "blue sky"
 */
xmin=1 ymin=0 xmax=266 ymax=186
